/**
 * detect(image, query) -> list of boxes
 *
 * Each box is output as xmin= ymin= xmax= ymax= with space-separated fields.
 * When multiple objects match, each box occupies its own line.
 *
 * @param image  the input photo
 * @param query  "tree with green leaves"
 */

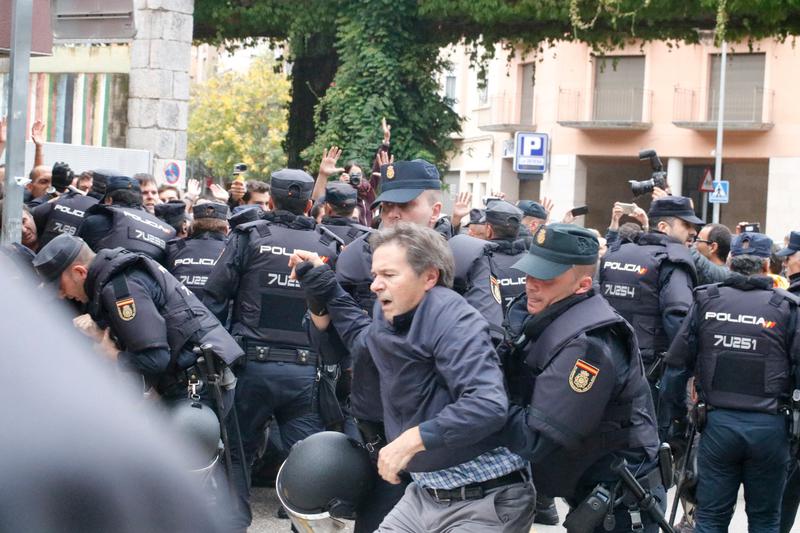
xmin=194 ymin=0 xmax=800 ymax=170
xmin=187 ymin=54 xmax=290 ymax=181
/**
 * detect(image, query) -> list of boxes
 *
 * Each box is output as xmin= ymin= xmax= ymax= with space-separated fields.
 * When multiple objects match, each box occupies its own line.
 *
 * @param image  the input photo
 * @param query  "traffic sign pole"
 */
xmin=1 ymin=0 xmax=33 ymax=246
xmin=712 ymin=40 xmax=728 ymax=224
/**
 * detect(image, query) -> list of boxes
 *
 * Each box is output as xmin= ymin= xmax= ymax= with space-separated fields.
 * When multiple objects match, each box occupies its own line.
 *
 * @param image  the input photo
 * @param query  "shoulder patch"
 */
xmin=569 ymin=358 xmax=599 ymax=393
xmin=116 ymin=297 xmax=136 ymax=321
xmin=490 ymin=276 xmax=502 ymax=304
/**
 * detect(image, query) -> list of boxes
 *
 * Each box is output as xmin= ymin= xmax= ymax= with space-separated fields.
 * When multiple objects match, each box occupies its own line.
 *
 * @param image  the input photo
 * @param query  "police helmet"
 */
xmin=168 ymin=399 xmax=221 ymax=472
xmin=276 ymin=431 xmax=374 ymax=519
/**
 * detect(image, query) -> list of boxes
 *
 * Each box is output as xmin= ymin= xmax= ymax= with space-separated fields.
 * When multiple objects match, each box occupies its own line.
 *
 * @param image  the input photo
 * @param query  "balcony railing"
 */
xmin=475 ymin=95 xmax=535 ymax=132
xmin=673 ymin=86 xmax=774 ymax=131
xmin=558 ymin=87 xmax=652 ymax=129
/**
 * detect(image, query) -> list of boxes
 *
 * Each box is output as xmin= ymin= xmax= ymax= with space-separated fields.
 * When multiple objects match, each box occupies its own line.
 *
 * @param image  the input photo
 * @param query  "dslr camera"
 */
xmin=233 ymin=163 xmax=248 ymax=175
xmin=629 ymin=149 xmax=667 ymax=197
xmin=346 ymin=171 xmax=362 ymax=188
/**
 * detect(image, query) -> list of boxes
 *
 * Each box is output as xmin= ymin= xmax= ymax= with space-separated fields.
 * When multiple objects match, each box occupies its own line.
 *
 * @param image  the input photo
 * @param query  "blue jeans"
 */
xmin=695 ymin=409 xmax=790 ymax=533
xmin=227 ymin=361 xmax=324 ymax=529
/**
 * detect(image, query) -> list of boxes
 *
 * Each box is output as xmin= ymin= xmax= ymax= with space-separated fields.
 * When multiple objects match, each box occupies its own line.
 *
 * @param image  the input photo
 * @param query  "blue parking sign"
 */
xmin=514 ymin=132 xmax=549 ymax=174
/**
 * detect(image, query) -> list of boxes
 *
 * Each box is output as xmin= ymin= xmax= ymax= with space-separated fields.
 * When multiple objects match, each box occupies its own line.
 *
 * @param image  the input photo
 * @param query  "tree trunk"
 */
xmin=285 ymin=32 xmax=338 ymax=169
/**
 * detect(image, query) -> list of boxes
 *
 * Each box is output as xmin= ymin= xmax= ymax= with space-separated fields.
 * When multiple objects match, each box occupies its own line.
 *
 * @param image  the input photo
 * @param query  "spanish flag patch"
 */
xmin=569 ymin=358 xmax=599 ymax=393
xmin=116 ymin=297 xmax=136 ymax=321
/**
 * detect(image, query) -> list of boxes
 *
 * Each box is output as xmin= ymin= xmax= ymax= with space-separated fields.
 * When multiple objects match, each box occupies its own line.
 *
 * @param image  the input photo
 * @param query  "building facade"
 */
xmin=442 ymin=38 xmax=800 ymax=238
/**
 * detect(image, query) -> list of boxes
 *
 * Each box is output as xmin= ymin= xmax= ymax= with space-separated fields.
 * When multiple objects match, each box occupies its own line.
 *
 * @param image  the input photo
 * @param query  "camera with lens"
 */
xmin=52 ymin=161 xmax=74 ymax=193
xmin=629 ymin=149 xmax=667 ymax=197
xmin=347 ymin=171 xmax=362 ymax=188
xmin=233 ymin=163 xmax=248 ymax=175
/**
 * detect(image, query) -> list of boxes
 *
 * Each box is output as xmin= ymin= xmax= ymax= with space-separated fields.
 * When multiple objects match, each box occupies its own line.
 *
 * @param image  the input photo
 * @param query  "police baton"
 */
xmin=611 ymin=459 xmax=675 ymax=533
xmin=194 ymin=343 xmax=235 ymax=495
xmin=668 ymin=422 xmax=697 ymax=527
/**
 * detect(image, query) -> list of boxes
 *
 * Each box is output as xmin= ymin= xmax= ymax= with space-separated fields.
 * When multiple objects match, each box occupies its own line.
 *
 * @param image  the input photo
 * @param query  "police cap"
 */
xmin=485 ymin=199 xmax=523 ymax=227
xmin=731 ymin=232 xmax=773 ymax=258
xmin=513 ymin=223 xmax=599 ymax=280
xmin=464 ymin=208 xmax=485 ymax=227
xmin=648 ymin=196 xmax=704 ymax=225
xmin=229 ymin=204 xmax=262 ymax=229
xmin=155 ymin=200 xmax=189 ymax=227
xmin=777 ymin=231 xmax=800 ymax=257
xmin=32 ymin=233 xmax=85 ymax=282
xmin=324 ymin=182 xmax=357 ymax=208
xmin=517 ymin=200 xmax=548 ymax=220
xmin=271 ymin=169 xmax=314 ymax=200
xmin=105 ymin=175 xmax=140 ymax=197
xmin=371 ymin=159 xmax=440 ymax=209
xmin=192 ymin=202 xmax=229 ymax=220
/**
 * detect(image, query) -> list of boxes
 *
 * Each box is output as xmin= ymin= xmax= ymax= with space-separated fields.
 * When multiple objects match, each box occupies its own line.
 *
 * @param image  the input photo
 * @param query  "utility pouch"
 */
xmin=563 ymin=484 xmax=611 ymax=533
xmin=658 ymin=442 xmax=674 ymax=489
xmin=316 ymin=364 xmax=344 ymax=428
xmin=692 ymin=402 xmax=708 ymax=433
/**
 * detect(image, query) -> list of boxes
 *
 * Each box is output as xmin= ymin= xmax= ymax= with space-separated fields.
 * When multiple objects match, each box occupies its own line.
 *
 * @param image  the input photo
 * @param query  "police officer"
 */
xmin=202 ymin=168 xmax=340 ymax=531
xmin=779 ymin=231 xmax=800 ymax=533
xmin=463 ymin=207 xmax=487 ymax=239
xmin=31 ymin=234 xmax=242 ymax=405
xmin=517 ymin=199 xmax=549 ymax=239
xmin=79 ymin=175 xmax=176 ymax=264
xmin=228 ymin=204 xmax=263 ymax=231
xmin=165 ymin=202 xmax=229 ymax=300
xmin=599 ymin=196 xmax=700 ymax=404
xmin=155 ymin=200 xmax=191 ymax=239
xmin=483 ymin=200 xmax=528 ymax=311
xmin=320 ymin=182 xmax=372 ymax=245
xmin=661 ymin=232 xmax=797 ymax=533
xmin=502 ymin=223 xmax=663 ymax=532
xmin=31 ymin=162 xmax=98 ymax=248
xmin=330 ymin=159 xmax=503 ymax=533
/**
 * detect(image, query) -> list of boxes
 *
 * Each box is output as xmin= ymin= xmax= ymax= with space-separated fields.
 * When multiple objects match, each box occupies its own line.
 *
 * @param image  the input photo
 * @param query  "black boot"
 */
xmin=534 ymin=494 xmax=560 ymax=525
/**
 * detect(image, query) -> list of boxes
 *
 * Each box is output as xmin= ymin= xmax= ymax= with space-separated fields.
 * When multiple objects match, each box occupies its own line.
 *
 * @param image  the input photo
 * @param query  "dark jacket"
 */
xmin=85 ymin=248 xmax=243 ymax=392
xmin=502 ymin=291 xmax=659 ymax=498
xmin=332 ymin=230 xmax=503 ymax=422
xmin=305 ymin=266 xmax=508 ymax=473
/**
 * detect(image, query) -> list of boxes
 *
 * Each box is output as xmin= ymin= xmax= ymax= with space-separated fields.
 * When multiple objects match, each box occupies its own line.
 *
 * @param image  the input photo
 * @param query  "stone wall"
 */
xmin=127 ymin=0 xmax=193 ymax=186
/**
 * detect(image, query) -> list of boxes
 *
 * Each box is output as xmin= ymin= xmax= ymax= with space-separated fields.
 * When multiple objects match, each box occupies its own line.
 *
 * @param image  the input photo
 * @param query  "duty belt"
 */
xmin=245 ymin=343 xmax=314 ymax=365
xmin=425 ymin=470 xmax=526 ymax=502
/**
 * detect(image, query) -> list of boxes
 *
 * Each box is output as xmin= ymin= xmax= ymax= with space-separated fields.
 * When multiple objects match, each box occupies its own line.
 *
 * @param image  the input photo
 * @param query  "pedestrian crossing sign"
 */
xmin=709 ymin=180 xmax=729 ymax=204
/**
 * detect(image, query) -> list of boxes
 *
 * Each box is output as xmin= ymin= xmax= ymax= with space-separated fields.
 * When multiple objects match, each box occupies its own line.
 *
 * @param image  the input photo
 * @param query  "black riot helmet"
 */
xmin=167 ymin=399 xmax=221 ymax=472
xmin=276 ymin=431 xmax=374 ymax=519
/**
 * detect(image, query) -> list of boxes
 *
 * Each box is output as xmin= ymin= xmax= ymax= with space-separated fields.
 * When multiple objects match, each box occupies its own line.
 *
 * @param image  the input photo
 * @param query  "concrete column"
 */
xmin=127 ymin=0 xmax=194 ymax=188
xmin=667 ymin=157 xmax=683 ymax=196
xmin=766 ymin=157 xmax=800 ymax=239
xmin=542 ymin=153 xmax=587 ymax=224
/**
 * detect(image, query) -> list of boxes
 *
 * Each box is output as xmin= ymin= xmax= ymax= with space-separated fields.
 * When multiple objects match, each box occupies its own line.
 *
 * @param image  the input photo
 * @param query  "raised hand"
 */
xmin=452 ymin=191 xmax=473 ymax=225
xmin=320 ymin=146 xmax=345 ymax=178
xmin=31 ymin=120 xmax=45 ymax=146
xmin=382 ymin=117 xmax=392 ymax=144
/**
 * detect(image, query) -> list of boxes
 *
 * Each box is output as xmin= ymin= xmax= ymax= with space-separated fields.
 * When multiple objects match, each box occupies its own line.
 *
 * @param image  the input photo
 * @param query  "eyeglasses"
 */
xmin=693 ymin=238 xmax=712 ymax=245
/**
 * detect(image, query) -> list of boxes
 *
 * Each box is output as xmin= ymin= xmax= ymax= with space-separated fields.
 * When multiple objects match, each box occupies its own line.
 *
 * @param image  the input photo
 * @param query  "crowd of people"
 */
xmin=3 ymin=116 xmax=800 ymax=533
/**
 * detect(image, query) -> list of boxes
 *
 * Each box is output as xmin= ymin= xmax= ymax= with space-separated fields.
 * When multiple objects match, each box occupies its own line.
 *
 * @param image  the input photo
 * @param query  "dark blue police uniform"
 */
xmin=661 ymin=233 xmax=797 ymax=533
xmin=320 ymin=182 xmax=372 ymax=246
xmin=79 ymin=176 xmax=176 ymax=264
xmin=165 ymin=202 xmax=229 ymax=300
xmin=780 ymin=231 xmax=800 ymax=533
xmin=599 ymin=196 xmax=699 ymax=406
xmin=202 ymin=169 xmax=340 ymax=530
xmin=482 ymin=200 xmax=527 ymax=311
xmin=502 ymin=224 xmax=664 ymax=533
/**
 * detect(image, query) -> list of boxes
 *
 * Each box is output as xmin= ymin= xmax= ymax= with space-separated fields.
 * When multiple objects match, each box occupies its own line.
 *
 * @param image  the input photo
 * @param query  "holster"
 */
xmin=316 ymin=364 xmax=344 ymax=428
xmin=691 ymin=402 xmax=708 ymax=433
xmin=563 ymin=484 xmax=611 ymax=533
